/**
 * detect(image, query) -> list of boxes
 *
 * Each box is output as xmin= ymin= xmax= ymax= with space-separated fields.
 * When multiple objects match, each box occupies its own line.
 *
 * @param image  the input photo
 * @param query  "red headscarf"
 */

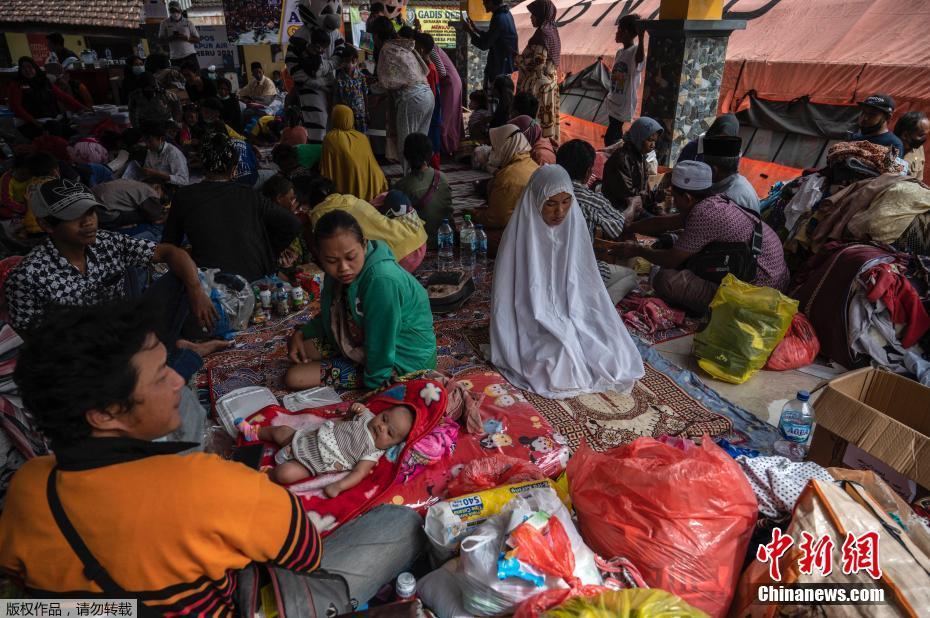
xmin=527 ymin=0 xmax=561 ymax=67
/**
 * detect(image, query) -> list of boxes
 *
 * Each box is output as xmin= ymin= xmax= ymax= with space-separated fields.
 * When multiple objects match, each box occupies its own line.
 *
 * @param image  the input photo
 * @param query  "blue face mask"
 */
xmin=132 ymin=65 xmax=145 ymax=75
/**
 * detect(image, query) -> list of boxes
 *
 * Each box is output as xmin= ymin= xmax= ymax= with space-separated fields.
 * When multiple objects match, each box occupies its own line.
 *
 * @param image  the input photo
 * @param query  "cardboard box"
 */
xmin=809 ymin=368 xmax=930 ymax=499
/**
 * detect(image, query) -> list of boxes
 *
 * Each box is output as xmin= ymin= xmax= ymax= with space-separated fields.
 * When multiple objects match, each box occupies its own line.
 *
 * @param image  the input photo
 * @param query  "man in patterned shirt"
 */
xmin=4 ymin=178 xmax=222 ymax=360
xmin=557 ymin=139 xmax=639 ymax=304
xmin=618 ymin=161 xmax=789 ymax=314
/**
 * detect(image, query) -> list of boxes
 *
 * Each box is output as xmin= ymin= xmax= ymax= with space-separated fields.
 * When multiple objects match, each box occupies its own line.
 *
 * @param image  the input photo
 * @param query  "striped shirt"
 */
xmin=573 ymin=181 xmax=626 ymax=241
xmin=0 ymin=443 xmax=321 ymax=616
xmin=294 ymin=409 xmax=383 ymax=474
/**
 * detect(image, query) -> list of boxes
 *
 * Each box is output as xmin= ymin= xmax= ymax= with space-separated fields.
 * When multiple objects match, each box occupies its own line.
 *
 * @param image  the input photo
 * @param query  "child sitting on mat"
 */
xmin=259 ymin=401 xmax=414 ymax=497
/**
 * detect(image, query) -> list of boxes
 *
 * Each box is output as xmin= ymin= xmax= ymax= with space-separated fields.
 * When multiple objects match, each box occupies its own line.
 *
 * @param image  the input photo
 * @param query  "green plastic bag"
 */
xmin=692 ymin=274 xmax=798 ymax=384
xmin=543 ymin=589 xmax=708 ymax=618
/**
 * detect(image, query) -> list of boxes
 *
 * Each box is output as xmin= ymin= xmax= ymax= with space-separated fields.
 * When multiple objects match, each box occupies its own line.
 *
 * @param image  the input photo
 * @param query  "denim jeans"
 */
xmin=316 ymin=505 xmax=426 ymax=608
xmin=126 ymin=270 xmax=204 ymax=381
xmin=605 ymin=116 xmax=625 ymax=147
xmin=119 ymin=223 xmax=165 ymax=243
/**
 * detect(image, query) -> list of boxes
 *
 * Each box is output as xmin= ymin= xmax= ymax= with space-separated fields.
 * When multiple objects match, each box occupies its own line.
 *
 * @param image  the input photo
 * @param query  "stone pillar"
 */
xmin=459 ymin=0 xmax=493 ymax=99
xmin=640 ymin=19 xmax=745 ymax=165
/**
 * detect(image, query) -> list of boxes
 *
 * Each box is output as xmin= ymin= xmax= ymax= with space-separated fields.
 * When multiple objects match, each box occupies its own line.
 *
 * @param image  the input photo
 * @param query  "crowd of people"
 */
xmin=0 ymin=2 xmax=928 ymax=615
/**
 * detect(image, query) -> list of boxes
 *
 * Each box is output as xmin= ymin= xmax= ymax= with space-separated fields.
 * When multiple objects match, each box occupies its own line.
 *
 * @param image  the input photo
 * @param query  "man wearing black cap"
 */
xmin=852 ymin=94 xmax=905 ymax=156
xmin=3 ymin=178 xmax=222 ymax=359
xmin=676 ymin=113 xmax=740 ymax=164
xmin=702 ymin=135 xmax=760 ymax=213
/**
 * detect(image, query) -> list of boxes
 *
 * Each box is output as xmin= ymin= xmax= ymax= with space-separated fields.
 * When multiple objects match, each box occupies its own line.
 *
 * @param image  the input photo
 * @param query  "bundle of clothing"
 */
xmin=791 ymin=243 xmax=930 ymax=374
xmin=767 ymin=141 xmax=930 ymax=266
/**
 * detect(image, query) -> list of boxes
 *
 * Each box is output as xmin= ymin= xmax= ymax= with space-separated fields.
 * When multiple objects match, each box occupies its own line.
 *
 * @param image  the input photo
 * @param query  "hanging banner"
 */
xmin=280 ymin=0 xmax=304 ymax=43
xmin=26 ymin=34 xmax=51 ymax=65
xmin=195 ymin=25 xmax=239 ymax=69
xmin=410 ymin=5 xmax=461 ymax=49
xmin=223 ymin=0 xmax=284 ymax=44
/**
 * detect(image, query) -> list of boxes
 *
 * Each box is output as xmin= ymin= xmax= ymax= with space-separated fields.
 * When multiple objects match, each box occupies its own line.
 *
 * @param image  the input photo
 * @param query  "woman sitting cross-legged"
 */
xmin=285 ymin=210 xmax=436 ymax=391
xmin=472 ymin=124 xmax=539 ymax=255
xmin=490 ymin=164 xmax=645 ymax=398
xmin=320 ymin=104 xmax=388 ymax=203
xmin=392 ymin=132 xmax=453 ymax=248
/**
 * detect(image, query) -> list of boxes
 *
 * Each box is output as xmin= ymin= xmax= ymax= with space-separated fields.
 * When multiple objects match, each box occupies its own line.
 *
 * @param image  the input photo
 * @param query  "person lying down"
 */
xmin=259 ymin=402 xmax=414 ymax=497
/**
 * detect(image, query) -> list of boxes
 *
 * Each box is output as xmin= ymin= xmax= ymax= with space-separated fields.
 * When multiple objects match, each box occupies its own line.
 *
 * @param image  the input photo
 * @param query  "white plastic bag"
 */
xmin=215 ymin=386 xmax=278 ymax=437
xmin=281 ymin=386 xmax=343 ymax=411
xmin=198 ymin=268 xmax=254 ymax=336
xmin=458 ymin=487 xmax=601 ymax=616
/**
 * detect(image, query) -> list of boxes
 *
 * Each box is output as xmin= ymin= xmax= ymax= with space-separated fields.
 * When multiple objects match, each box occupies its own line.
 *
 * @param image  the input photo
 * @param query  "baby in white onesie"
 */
xmin=259 ymin=402 xmax=414 ymax=497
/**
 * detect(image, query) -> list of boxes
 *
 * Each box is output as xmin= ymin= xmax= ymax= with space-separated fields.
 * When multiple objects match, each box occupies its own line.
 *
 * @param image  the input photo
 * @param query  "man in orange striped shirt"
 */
xmin=0 ymin=300 xmax=425 ymax=615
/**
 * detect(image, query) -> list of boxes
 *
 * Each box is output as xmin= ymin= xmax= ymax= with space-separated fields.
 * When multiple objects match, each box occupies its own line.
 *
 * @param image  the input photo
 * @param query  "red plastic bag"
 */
xmin=568 ymin=436 xmax=757 ymax=617
xmin=447 ymin=454 xmax=546 ymax=496
xmin=510 ymin=516 xmax=577 ymax=582
xmin=764 ymin=312 xmax=821 ymax=371
xmin=511 ymin=517 xmax=611 ymax=618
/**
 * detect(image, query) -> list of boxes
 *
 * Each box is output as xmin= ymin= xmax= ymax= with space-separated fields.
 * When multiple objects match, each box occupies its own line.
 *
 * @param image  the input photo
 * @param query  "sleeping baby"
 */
xmin=258 ymin=402 xmax=414 ymax=497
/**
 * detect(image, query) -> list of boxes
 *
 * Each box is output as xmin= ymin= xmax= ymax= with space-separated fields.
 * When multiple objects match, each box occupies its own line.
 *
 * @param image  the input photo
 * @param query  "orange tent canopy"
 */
xmin=514 ymin=0 xmax=930 ymax=114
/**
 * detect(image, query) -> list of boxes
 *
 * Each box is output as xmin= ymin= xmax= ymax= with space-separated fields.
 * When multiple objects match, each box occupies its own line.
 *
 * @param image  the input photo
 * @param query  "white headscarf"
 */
xmin=488 ymin=124 xmax=532 ymax=174
xmin=490 ymin=165 xmax=645 ymax=399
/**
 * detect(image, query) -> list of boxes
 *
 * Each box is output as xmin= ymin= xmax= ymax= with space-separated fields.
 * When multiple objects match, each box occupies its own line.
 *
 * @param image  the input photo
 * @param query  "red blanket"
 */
xmin=240 ymin=378 xmax=449 ymax=536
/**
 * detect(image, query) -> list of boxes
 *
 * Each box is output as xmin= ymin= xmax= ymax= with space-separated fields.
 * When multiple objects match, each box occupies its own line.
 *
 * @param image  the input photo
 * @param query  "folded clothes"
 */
xmin=621 ymin=297 xmax=685 ymax=334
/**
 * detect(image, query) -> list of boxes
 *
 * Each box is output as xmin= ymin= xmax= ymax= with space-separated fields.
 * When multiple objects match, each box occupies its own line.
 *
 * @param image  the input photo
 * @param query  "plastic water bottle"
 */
xmin=274 ymin=283 xmax=290 ymax=316
xmin=474 ymin=224 xmax=488 ymax=283
xmin=395 ymin=571 xmax=417 ymax=601
xmin=773 ymin=390 xmax=815 ymax=461
xmin=104 ymin=48 xmax=112 ymax=61
xmin=475 ymin=224 xmax=488 ymax=262
xmin=460 ymin=214 xmax=476 ymax=269
xmin=437 ymin=218 xmax=454 ymax=270
xmin=136 ymin=43 xmax=146 ymax=59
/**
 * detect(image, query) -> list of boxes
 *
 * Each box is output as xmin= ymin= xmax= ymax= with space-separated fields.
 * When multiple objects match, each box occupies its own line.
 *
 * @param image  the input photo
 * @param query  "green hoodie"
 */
xmin=301 ymin=240 xmax=436 ymax=388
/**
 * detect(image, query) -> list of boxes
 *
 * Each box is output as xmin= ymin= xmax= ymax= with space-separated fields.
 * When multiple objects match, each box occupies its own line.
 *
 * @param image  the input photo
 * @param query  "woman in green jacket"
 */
xmin=285 ymin=209 xmax=437 ymax=390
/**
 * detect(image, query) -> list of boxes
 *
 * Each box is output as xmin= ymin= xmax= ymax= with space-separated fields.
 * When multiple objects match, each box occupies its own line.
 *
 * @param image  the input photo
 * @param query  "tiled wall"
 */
xmin=641 ymin=31 xmax=729 ymax=165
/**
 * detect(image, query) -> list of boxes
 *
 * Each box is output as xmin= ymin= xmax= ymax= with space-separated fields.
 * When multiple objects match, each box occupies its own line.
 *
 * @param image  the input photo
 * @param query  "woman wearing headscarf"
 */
xmin=369 ymin=16 xmax=434 ymax=172
xmin=602 ymin=116 xmax=664 ymax=215
xmin=301 ymin=176 xmax=428 ymax=274
xmin=516 ymin=0 xmax=561 ymax=142
xmin=320 ymin=104 xmax=389 ymax=203
xmin=491 ymin=165 xmax=644 ymax=398
xmin=510 ymin=114 xmax=557 ymax=166
xmin=473 ymin=124 xmax=539 ymax=249
xmin=6 ymin=57 xmax=86 ymax=137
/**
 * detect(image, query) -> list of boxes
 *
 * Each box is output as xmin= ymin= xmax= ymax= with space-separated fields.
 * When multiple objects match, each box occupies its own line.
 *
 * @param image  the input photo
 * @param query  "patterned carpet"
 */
xmin=198 ymin=252 xmax=780 ymax=452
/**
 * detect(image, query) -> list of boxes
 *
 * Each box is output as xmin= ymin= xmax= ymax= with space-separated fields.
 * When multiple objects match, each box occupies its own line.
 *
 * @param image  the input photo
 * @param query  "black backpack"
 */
xmin=685 ymin=203 xmax=764 ymax=285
